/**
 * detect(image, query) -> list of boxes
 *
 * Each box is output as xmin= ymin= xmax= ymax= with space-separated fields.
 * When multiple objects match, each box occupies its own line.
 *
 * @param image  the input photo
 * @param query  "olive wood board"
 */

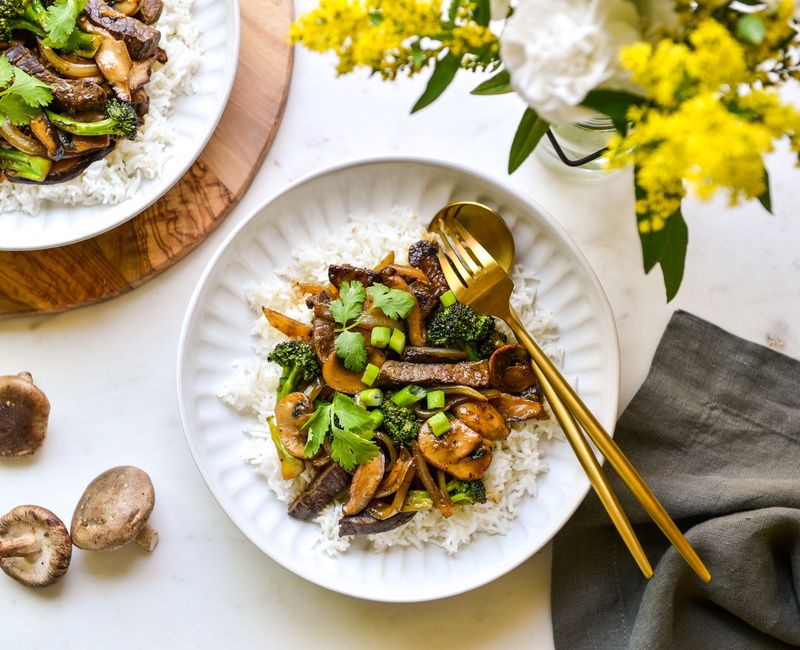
xmin=0 ymin=0 xmax=294 ymax=318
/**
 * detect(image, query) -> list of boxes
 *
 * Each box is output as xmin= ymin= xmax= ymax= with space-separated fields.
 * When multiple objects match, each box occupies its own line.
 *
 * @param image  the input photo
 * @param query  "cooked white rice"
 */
xmin=219 ymin=209 xmax=565 ymax=555
xmin=0 ymin=0 xmax=201 ymax=215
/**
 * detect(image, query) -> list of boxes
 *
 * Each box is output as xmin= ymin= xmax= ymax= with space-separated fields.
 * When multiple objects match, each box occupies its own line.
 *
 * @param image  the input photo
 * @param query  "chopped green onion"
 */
xmin=389 ymin=328 xmax=406 ymax=354
xmin=370 ymin=326 xmax=391 ymax=348
xmin=361 ymin=363 xmax=380 ymax=386
xmin=391 ymin=384 xmax=426 ymax=407
xmin=426 ymin=390 xmax=445 ymax=410
xmin=440 ymin=290 xmax=457 ymax=307
xmin=427 ymin=411 xmax=451 ymax=437
xmin=368 ymin=409 xmax=384 ymax=430
xmin=358 ymin=388 xmax=384 ymax=407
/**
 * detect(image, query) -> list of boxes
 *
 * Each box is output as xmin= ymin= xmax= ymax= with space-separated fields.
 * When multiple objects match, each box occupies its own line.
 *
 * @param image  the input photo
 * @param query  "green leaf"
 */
xmin=334 ymin=330 xmax=367 ymax=372
xmin=0 ymin=67 xmax=52 ymax=108
xmin=638 ymin=209 xmax=688 ymax=303
xmin=329 ymin=280 xmax=365 ymax=326
xmin=471 ymin=69 xmax=512 ymax=95
xmin=581 ymin=89 xmax=645 ymax=134
xmin=331 ymin=393 xmax=374 ymax=434
xmin=758 ymin=168 xmax=772 ymax=214
xmin=737 ymin=15 xmax=766 ymax=45
xmin=411 ymin=53 xmax=460 ymax=113
xmin=0 ymin=57 xmax=13 ymax=90
xmin=330 ymin=427 xmax=379 ymax=471
xmin=302 ymin=402 xmax=331 ymax=458
xmin=366 ymin=283 xmax=416 ymax=319
xmin=508 ymin=108 xmax=549 ymax=174
xmin=474 ymin=0 xmax=491 ymax=26
xmin=0 ymin=95 xmax=39 ymax=125
xmin=43 ymin=0 xmax=86 ymax=49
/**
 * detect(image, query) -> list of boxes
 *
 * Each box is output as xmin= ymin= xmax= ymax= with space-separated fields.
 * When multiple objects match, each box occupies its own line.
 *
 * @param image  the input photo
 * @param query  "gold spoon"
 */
xmin=429 ymin=201 xmax=711 ymax=583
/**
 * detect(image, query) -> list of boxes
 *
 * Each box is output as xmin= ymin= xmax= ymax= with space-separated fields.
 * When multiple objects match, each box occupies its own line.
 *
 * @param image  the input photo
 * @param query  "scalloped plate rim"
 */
xmin=177 ymin=155 xmax=621 ymax=602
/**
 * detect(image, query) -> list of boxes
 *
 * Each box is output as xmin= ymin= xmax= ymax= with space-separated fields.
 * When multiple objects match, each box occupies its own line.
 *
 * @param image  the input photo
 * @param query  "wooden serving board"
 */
xmin=0 ymin=0 xmax=293 ymax=318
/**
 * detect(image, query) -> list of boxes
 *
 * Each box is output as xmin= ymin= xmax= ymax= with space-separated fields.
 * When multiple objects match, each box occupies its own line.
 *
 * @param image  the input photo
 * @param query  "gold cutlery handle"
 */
xmin=507 ymin=307 xmax=711 ymax=584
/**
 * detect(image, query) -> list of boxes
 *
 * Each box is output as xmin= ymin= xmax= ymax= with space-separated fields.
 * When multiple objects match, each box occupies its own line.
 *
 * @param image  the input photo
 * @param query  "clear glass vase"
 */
xmin=535 ymin=115 xmax=617 ymax=178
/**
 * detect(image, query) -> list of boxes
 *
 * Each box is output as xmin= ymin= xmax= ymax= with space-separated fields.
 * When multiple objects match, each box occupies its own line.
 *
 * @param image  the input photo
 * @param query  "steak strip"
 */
xmin=409 ymin=240 xmax=450 ymax=296
xmin=4 ymin=44 xmax=108 ymax=113
xmin=84 ymin=0 xmax=161 ymax=60
xmin=376 ymin=360 xmax=491 ymax=388
xmin=288 ymin=462 xmax=350 ymax=521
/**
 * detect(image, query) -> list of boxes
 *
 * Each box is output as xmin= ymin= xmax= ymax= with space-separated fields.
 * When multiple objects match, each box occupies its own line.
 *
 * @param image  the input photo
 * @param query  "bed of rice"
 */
xmin=219 ymin=209 xmax=564 ymax=555
xmin=0 ymin=0 xmax=201 ymax=215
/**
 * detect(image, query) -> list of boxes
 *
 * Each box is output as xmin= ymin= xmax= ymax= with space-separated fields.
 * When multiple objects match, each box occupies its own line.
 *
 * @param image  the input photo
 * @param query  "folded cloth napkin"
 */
xmin=551 ymin=310 xmax=800 ymax=650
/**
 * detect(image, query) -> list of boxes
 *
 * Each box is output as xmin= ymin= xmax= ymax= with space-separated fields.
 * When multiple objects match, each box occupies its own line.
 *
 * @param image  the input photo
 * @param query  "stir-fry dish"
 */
xmin=262 ymin=240 xmax=549 ymax=537
xmin=0 ymin=0 xmax=164 ymax=183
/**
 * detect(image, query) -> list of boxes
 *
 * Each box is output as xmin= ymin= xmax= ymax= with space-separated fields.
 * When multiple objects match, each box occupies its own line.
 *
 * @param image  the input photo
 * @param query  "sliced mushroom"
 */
xmin=445 ymin=441 xmax=493 ymax=481
xmin=417 ymin=419 xmax=482 ymax=469
xmin=274 ymin=392 xmax=314 ymax=459
xmin=94 ymin=34 xmax=133 ymax=101
xmin=338 ymin=511 xmax=416 ymax=537
xmin=129 ymin=56 xmax=155 ymax=92
xmin=262 ymin=307 xmax=313 ymax=342
xmin=29 ymin=114 xmax=65 ymax=160
xmin=452 ymin=401 xmax=509 ymax=440
xmin=322 ymin=355 xmax=366 ymax=395
xmin=0 ymin=372 xmax=50 ymax=458
xmin=489 ymin=344 xmax=537 ymax=393
xmin=343 ymin=453 xmax=385 ymax=515
xmin=137 ymin=0 xmax=163 ymax=24
xmin=0 ymin=506 xmax=72 ymax=587
xmin=113 ymin=0 xmax=140 ymax=14
xmin=488 ymin=392 xmax=544 ymax=421
xmin=71 ymin=466 xmax=158 ymax=552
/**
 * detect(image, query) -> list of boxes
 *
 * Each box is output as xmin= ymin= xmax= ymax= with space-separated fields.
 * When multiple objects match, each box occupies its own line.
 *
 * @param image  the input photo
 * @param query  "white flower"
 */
xmin=634 ymin=0 xmax=679 ymax=35
xmin=491 ymin=0 xmax=511 ymax=21
xmin=500 ymin=0 xmax=641 ymax=124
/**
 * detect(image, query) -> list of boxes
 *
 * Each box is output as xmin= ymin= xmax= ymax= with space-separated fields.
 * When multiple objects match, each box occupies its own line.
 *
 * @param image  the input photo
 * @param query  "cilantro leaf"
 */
xmin=0 ymin=95 xmax=40 ymax=125
xmin=329 ymin=280 xmax=365 ymax=326
xmin=302 ymin=401 xmax=331 ymax=458
xmin=331 ymin=393 xmax=374 ymax=434
xmin=0 ymin=57 xmax=13 ymax=90
xmin=334 ymin=330 xmax=367 ymax=372
xmin=330 ymin=428 xmax=380 ymax=471
xmin=1 ymin=67 xmax=52 ymax=108
xmin=43 ymin=0 xmax=87 ymax=50
xmin=367 ymin=283 xmax=416 ymax=320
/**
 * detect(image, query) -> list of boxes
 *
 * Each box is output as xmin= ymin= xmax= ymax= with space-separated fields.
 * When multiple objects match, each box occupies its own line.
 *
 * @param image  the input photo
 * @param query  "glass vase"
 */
xmin=535 ymin=115 xmax=617 ymax=178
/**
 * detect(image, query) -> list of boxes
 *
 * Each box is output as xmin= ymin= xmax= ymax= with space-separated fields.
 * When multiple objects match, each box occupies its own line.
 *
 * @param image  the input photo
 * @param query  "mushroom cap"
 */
xmin=0 ymin=505 xmax=72 ymax=587
xmin=0 ymin=372 xmax=50 ymax=457
xmin=71 ymin=466 xmax=155 ymax=551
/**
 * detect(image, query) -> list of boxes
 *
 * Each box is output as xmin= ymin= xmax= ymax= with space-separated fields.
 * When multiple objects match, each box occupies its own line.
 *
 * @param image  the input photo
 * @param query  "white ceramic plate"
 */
xmin=0 ymin=0 xmax=240 ymax=251
xmin=177 ymin=157 xmax=620 ymax=602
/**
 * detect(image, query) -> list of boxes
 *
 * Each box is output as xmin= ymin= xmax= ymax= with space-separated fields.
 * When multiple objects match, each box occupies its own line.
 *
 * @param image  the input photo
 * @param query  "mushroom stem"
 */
xmin=0 ymin=533 xmax=42 ymax=558
xmin=134 ymin=524 xmax=158 ymax=551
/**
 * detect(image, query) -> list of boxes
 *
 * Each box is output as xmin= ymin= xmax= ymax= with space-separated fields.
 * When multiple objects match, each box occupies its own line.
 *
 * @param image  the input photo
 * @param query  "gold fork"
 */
xmin=432 ymin=215 xmax=711 ymax=583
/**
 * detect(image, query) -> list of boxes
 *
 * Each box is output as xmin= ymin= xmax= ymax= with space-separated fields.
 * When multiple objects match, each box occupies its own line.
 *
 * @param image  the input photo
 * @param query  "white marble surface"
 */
xmin=2 ymin=20 xmax=800 ymax=649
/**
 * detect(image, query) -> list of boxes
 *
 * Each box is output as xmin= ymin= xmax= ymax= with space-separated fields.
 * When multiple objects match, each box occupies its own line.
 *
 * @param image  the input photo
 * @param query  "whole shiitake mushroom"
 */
xmin=0 ymin=372 xmax=50 ymax=457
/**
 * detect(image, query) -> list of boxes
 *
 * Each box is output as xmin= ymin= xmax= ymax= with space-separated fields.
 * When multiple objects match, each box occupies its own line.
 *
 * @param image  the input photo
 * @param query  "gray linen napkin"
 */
xmin=551 ymin=310 xmax=800 ymax=649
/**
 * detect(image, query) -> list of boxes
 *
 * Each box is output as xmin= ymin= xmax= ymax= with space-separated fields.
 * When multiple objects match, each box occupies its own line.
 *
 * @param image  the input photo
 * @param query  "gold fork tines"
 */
xmin=432 ymin=212 xmax=711 ymax=584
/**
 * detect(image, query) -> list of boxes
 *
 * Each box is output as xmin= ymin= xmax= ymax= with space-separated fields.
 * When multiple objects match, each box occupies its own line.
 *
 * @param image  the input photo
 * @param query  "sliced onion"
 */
xmin=426 ymin=385 xmax=488 ymax=402
xmin=372 ymin=251 xmax=395 ymax=272
xmin=411 ymin=441 xmax=453 ymax=518
xmin=374 ymin=448 xmax=412 ymax=498
xmin=367 ymin=466 xmax=416 ymax=520
xmin=38 ymin=41 xmax=100 ymax=78
xmin=388 ymin=264 xmax=431 ymax=284
xmin=0 ymin=121 xmax=46 ymax=156
xmin=374 ymin=431 xmax=397 ymax=467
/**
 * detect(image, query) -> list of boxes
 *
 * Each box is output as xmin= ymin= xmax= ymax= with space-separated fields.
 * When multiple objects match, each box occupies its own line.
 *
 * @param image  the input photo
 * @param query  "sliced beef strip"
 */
xmin=408 ymin=240 xmax=450 ymax=296
xmin=84 ymin=0 xmax=161 ymax=60
xmin=288 ymin=462 xmax=350 ymax=521
xmin=312 ymin=317 xmax=336 ymax=364
xmin=376 ymin=360 xmax=491 ymax=388
xmin=306 ymin=292 xmax=333 ymax=320
xmin=5 ymin=44 xmax=108 ymax=113
xmin=328 ymin=264 xmax=381 ymax=289
xmin=410 ymin=280 xmax=439 ymax=318
xmin=137 ymin=0 xmax=163 ymax=24
xmin=338 ymin=511 xmax=416 ymax=537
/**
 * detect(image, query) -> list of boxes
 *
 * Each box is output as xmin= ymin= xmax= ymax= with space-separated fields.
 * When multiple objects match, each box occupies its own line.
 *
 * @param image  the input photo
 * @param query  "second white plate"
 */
xmin=177 ymin=156 xmax=620 ymax=602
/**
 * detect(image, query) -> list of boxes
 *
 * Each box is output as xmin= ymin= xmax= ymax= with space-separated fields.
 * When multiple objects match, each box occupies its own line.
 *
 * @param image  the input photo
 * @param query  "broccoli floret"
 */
xmin=46 ymin=100 xmax=139 ymax=140
xmin=267 ymin=341 xmax=321 ymax=400
xmin=380 ymin=397 xmax=421 ymax=449
xmin=0 ymin=147 xmax=51 ymax=182
xmin=447 ymin=479 xmax=487 ymax=504
xmin=426 ymin=302 xmax=498 ymax=360
xmin=0 ymin=0 xmax=100 ymax=54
